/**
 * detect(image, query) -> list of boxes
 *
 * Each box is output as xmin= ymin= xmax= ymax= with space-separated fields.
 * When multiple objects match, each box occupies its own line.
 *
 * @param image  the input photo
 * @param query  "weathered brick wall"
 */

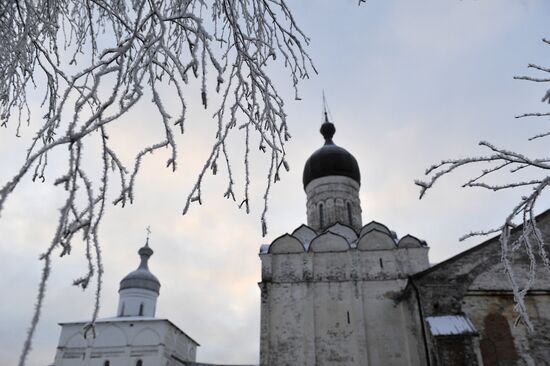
xmin=413 ymin=209 xmax=550 ymax=366
xmin=433 ymin=335 xmax=478 ymax=366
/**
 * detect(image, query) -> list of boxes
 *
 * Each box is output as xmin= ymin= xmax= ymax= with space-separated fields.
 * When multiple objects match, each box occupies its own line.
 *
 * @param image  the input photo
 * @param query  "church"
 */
xmin=52 ymin=115 xmax=550 ymax=365
xmin=52 ymin=240 xmax=200 ymax=365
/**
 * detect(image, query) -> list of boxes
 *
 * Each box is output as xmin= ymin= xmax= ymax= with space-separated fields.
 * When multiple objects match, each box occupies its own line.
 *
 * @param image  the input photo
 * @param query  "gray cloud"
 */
xmin=1 ymin=1 xmax=549 ymax=365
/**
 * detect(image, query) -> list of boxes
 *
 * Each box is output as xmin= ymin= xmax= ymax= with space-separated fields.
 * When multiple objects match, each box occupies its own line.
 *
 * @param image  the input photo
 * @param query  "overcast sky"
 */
xmin=1 ymin=1 xmax=549 ymax=365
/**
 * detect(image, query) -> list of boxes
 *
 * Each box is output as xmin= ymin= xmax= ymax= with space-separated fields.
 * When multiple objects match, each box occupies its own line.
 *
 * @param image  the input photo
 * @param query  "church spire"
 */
xmin=321 ymin=92 xmax=335 ymax=145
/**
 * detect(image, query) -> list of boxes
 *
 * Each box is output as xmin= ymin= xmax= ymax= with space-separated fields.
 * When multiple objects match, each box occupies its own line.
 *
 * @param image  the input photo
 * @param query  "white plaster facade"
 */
xmin=53 ymin=318 xmax=198 ymax=366
xmin=117 ymin=288 xmax=158 ymax=318
xmin=259 ymin=223 xmax=431 ymax=366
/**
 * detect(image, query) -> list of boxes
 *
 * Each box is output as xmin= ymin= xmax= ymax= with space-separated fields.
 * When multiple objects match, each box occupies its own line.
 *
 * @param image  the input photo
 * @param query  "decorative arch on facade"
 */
xmin=397 ymin=234 xmax=424 ymax=248
xmin=65 ymin=332 xmax=87 ymax=348
xmin=359 ymin=221 xmax=393 ymax=238
xmin=291 ymin=224 xmax=317 ymax=248
xmin=268 ymin=234 xmax=305 ymax=254
xmin=132 ymin=327 xmax=162 ymax=346
xmin=324 ymin=222 xmax=358 ymax=244
xmin=92 ymin=324 xmax=127 ymax=347
xmin=309 ymin=231 xmax=350 ymax=252
xmin=357 ymin=229 xmax=396 ymax=250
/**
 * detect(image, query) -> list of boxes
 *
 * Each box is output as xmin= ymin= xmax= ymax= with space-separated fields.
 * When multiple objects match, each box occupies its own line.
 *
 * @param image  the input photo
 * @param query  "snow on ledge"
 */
xmin=425 ymin=315 xmax=477 ymax=336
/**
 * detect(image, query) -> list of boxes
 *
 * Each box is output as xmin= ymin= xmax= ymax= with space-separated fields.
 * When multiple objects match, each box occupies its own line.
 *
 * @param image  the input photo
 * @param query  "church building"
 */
xmin=53 ymin=113 xmax=550 ymax=366
xmin=258 ymin=115 xmax=550 ymax=366
xmin=53 ymin=240 xmax=199 ymax=365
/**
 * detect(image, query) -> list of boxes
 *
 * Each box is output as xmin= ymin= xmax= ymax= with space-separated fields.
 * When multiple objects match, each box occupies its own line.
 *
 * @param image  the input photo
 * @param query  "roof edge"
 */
xmin=412 ymin=207 xmax=550 ymax=280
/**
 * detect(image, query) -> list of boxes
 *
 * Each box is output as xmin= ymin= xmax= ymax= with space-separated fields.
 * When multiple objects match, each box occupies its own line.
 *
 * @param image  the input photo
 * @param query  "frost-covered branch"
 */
xmin=416 ymin=37 xmax=550 ymax=331
xmin=0 ymin=1 xmax=314 ymax=364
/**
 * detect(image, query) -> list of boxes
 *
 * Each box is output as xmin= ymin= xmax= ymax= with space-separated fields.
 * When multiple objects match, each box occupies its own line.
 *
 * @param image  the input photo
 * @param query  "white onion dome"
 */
xmin=302 ymin=116 xmax=361 ymax=189
xmin=119 ymin=243 xmax=160 ymax=294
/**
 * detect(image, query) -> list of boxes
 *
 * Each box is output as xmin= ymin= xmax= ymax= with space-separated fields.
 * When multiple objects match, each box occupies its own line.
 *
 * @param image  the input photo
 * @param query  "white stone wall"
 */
xmin=259 ymin=225 xmax=430 ymax=366
xmin=305 ymin=176 xmax=362 ymax=232
xmin=53 ymin=319 xmax=197 ymax=366
xmin=117 ymin=288 xmax=158 ymax=317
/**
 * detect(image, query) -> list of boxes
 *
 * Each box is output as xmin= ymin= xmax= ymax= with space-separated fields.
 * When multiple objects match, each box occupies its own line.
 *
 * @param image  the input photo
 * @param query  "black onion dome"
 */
xmin=119 ymin=243 xmax=161 ymax=294
xmin=302 ymin=118 xmax=361 ymax=189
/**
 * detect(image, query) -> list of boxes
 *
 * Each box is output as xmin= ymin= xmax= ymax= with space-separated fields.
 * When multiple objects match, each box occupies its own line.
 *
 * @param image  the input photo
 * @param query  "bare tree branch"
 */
xmin=0 ymin=1 xmax=315 ymax=363
xmin=417 ymin=36 xmax=550 ymax=331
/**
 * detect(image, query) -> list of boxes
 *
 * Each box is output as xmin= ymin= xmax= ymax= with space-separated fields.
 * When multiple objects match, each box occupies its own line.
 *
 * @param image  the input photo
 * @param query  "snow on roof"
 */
xmin=59 ymin=316 xmax=157 ymax=324
xmin=95 ymin=316 xmax=157 ymax=322
xmin=59 ymin=317 xmax=200 ymax=345
xmin=259 ymin=244 xmax=269 ymax=254
xmin=425 ymin=315 xmax=477 ymax=336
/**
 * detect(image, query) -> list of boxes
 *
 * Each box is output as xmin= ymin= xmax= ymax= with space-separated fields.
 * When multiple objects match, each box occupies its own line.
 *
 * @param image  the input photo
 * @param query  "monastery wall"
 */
xmin=412 ymin=209 xmax=550 ymax=366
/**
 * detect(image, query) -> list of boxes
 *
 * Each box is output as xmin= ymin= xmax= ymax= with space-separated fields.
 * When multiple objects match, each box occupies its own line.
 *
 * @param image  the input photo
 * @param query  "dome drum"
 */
xmin=305 ymin=175 xmax=362 ymax=232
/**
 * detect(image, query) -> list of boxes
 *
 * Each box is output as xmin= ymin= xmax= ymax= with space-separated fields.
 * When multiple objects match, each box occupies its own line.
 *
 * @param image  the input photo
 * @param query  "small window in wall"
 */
xmin=379 ymin=258 xmax=384 ymax=269
xmin=347 ymin=202 xmax=353 ymax=226
xmin=319 ymin=203 xmax=324 ymax=228
xmin=136 ymin=360 xmax=143 ymax=366
xmin=104 ymin=361 xmax=110 ymax=366
xmin=139 ymin=303 xmax=144 ymax=316
xmin=119 ymin=302 xmax=125 ymax=317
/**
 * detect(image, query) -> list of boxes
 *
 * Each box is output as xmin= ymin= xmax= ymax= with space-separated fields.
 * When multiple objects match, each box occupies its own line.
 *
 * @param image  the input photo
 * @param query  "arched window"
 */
xmin=139 ymin=303 xmax=144 ymax=316
xmin=319 ymin=203 xmax=324 ymax=228
xmin=104 ymin=361 xmax=110 ymax=366
xmin=481 ymin=313 xmax=518 ymax=365
xmin=136 ymin=360 xmax=143 ymax=366
xmin=347 ymin=202 xmax=353 ymax=226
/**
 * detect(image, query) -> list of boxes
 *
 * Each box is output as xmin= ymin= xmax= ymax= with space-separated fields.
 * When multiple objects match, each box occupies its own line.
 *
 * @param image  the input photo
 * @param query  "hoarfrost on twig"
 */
xmin=416 ymin=36 xmax=550 ymax=331
xmin=0 ymin=1 xmax=315 ymax=364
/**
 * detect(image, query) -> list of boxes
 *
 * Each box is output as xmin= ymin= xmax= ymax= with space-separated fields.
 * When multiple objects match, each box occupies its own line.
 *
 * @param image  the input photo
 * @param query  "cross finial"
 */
xmin=138 ymin=226 xmax=154 ymax=268
xmin=145 ymin=226 xmax=152 ymax=247
xmin=322 ymin=91 xmax=330 ymax=123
